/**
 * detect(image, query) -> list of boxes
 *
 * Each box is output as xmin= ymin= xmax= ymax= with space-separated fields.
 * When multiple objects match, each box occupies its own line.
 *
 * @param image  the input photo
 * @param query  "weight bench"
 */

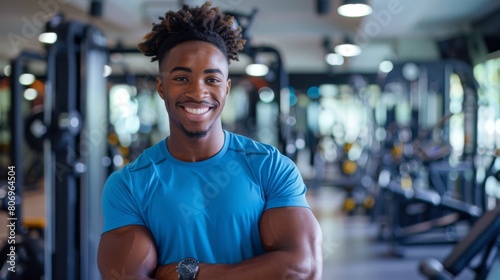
xmin=419 ymin=204 xmax=500 ymax=279
xmin=387 ymin=181 xmax=483 ymax=219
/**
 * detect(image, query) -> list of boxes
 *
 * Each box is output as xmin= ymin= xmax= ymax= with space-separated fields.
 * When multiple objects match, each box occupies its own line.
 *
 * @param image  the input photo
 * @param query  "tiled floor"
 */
xmin=1 ymin=184 xmax=499 ymax=279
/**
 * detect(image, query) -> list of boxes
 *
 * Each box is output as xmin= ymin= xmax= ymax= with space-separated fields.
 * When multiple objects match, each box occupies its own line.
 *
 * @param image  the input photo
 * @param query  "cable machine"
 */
xmin=0 ymin=17 xmax=109 ymax=279
xmin=44 ymin=20 xmax=108 ymax=280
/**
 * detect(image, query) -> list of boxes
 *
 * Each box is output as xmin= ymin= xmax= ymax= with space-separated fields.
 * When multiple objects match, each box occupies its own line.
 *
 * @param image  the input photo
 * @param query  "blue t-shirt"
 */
xmin=102 ymin=130 xmax=309 ymax=265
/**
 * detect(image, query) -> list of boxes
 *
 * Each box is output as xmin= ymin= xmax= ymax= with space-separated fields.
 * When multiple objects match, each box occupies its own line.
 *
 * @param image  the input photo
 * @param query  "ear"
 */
xmin=226 ymin=78 xmax=231 ymax=96
xmin=156 ymin=76 xmax=164 ymax=100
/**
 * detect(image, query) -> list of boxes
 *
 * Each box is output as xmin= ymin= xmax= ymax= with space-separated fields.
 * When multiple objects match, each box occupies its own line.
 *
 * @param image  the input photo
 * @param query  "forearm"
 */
xmin=99 ymin=258 xmax=156 ymax=280
xmin=155 ymin=249 xmax=322 ymax=280
xmin=155 ymin=208 xmax=323 ymax=280
xmin=201 ymin=250 xmax=321 ymax=280
xmin=101 ymin=271 xmax=154 ymax=280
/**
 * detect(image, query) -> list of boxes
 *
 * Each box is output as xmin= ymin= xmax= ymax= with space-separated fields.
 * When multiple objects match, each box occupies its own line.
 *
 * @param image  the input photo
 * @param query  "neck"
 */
xmin=166 ymin=126 xmax=225 ymax=162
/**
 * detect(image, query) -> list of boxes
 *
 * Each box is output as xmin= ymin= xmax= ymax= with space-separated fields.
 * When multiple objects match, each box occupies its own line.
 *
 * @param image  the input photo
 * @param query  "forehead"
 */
xmin=161 ymin=41 xmax=228 ymax=72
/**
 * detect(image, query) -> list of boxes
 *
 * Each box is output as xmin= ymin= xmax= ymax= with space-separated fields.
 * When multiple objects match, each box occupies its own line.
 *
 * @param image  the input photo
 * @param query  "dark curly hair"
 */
xmin=138 ymin=1 xmax=246 ymax=66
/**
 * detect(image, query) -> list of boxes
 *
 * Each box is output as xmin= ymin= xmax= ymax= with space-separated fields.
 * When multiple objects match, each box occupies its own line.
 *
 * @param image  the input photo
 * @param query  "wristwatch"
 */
xmin=176 ymin=257 xmax=200 ymax=280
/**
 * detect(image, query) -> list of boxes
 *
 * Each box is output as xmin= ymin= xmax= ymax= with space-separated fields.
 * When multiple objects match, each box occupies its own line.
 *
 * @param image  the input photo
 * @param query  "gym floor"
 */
xmin=1 ymin=185 xmax=499 ymax=279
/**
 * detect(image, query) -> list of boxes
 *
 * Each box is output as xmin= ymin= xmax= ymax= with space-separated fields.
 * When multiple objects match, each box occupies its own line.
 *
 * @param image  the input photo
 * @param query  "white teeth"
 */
xmin=185 ymin=107 xmax=209 ymax=115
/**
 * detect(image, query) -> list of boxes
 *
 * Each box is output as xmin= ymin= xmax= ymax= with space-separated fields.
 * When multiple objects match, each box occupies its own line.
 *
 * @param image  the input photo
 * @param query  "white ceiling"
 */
xmin=1 ymin=0 xmax=499 ymax=75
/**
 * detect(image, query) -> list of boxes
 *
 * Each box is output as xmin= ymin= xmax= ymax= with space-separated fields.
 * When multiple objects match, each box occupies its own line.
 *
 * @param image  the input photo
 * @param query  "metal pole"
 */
xmin=79 ymin=25 xmax=108 ymax=280
xmin=9 ymin=51 xmax=45 ymax=233
xmin=51 ymin=21 xmax=86 ymax=280
xmin=250 ymin=45 xmax=289 ymax=154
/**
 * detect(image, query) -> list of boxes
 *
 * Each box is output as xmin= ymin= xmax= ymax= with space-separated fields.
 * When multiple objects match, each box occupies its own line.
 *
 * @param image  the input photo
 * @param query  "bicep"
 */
xmin=98 ymin=225 xmax=157 ymax=280
xmin=259 ymin=207 xmax=322 ymax=254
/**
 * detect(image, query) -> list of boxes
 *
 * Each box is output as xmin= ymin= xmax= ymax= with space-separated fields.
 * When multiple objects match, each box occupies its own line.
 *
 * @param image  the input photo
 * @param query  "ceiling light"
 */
xmin=19 ymin=73 xmax=35 ymax=85
xmin=245 ymin=63 xmax=269 ymax=76
xmin=39 ymin=13 xmax=64 ymax=44
xmin=379 ymin=60 xmax=394 ymax=73
xmin=338 ymin=0 xmax=372 ymax=17
xmin=38 ymin=32 xmax=58 ymax=44
xmin=334 ymin=43 xmax=361 ymax=57
xmin=325 ymin=53 xmax=344 ymax=65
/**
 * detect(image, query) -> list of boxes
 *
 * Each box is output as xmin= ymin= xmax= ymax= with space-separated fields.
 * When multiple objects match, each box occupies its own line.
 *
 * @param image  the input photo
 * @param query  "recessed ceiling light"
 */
xmin=334 ymin=43 xmax=362 ymax=57
xmin=338 ymin=0 xmax=372 ymax=17
xmin=245 ymin=63 xmax=269 ymax=76
xmin=38 ymin=32 xmax=58 ymax=44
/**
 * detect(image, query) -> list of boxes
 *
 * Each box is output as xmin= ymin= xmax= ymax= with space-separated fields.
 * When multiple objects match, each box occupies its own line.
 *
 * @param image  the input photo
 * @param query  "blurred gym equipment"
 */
xmin=419 ymin=150 xmax=500 ymax=280
xmin=0 ymin=16 xmax=109 ymax=279
xmin=374 ymin=60 xmax=484 ymax=256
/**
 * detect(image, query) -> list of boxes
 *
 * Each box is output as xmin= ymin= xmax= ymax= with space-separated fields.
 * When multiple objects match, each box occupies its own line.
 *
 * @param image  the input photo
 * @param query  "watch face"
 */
xmin=178 ymin=257 xmax=199 ymax=278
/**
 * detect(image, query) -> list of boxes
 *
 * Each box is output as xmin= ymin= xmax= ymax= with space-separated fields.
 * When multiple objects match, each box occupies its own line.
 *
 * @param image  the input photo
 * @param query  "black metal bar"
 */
xmin=51 ymin=21 xmax=86 ymax=280
xmin=9 ymin=51 xmax=45 ymax=233
xmin=44 ymin=41 xmax=58 ymax=280
xmin=249 ymin=45 xmax=289 ymax=154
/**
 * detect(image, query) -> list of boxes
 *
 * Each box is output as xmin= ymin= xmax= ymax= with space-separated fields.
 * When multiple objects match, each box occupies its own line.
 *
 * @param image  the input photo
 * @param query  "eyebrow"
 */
xmin=169 ymin=66 xmax=224 ymax=75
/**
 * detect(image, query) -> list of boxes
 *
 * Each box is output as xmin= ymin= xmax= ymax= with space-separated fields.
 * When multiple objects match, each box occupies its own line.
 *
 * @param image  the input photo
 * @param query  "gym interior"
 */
xmin=1 ymin=0 xmax=500 ymax=279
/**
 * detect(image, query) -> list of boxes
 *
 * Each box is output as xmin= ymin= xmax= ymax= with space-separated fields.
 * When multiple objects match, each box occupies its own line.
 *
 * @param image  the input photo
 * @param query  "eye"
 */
xmin=173 ymin=76 xmax=188 ymax=82
xmin=206 ymin=77 xmax=221 ymax=83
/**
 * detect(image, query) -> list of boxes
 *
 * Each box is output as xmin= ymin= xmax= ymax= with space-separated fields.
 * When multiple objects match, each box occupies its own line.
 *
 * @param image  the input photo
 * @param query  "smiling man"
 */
xmin=97 ymin=2 xmax=322 ymax=280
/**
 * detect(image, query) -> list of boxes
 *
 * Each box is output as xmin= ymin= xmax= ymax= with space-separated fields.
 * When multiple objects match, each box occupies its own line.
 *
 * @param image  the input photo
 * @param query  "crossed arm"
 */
xmin=97 ymin=207 xmax=323 ymax=280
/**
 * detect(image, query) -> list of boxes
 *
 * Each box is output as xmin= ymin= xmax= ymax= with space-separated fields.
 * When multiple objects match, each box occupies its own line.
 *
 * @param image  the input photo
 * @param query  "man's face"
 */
xmin=156 ymin=40 xmax=231 ymax=138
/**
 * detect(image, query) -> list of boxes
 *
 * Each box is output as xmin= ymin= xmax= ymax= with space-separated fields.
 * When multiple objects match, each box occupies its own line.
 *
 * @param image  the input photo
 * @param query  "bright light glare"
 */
xmin=485 ymin=120 xmax=495 ymax=134
xmin=325 ymin=53 xmax=344 ymax=65
xmin=38 ymin=32 xmax=58 ymax=44
xmin=334 ymin=43 xmax=361 ymax=57
xmin=113 ymin=155 xmax=124 ymax=167
xmin=338 ymin=3 xmax=372 ymax=17
xmin=295 ymin=138 xmax=305 ymax=149
xmin=103 ymin=65 xmax=112 ymax=77
xmin=3 ymin=65 xmax=11 ymax=77
xmin=125 ymin=116 xmax=141 ymax=134
xmin=259 ymin=87 xmax=275 ymax=103
xmin=245 ymin=63 xmax=269 ymax=76
xmin=19 ymin=73 xmax=35 ymax=85
xmin=23 ymin=88 xmax=38 ymax=100
xmin=319 ymin=84 xmax=338 ymax=97
xmin=379 ymin=60 xmax=394 ymax=73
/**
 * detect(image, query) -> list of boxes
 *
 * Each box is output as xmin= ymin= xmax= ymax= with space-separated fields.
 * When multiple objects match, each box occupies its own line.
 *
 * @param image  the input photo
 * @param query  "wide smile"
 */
xmin=178 ymin=104 xmax=214 ymax=122
xmin=184 ymin=107 xmax=210 ymax=115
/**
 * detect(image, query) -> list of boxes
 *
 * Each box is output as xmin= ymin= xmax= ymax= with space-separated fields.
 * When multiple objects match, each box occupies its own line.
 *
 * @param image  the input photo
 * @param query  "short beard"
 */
xmin=182 ymin=127 xmax=208 ymax=138
xmin=178 ymin=122 xmax=210 ymax=139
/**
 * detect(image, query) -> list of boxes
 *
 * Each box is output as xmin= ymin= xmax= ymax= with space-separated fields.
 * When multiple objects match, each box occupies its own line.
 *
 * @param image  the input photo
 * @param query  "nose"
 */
xmin=185 ymin=79 xmax=209 ymax=99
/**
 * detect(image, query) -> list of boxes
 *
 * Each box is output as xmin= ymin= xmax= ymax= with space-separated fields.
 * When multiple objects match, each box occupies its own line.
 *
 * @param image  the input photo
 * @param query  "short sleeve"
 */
xmin=260 ymin=148 xmax=310 ymax=210
xmin=101 ymin=168 xmax=145 ymax=234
